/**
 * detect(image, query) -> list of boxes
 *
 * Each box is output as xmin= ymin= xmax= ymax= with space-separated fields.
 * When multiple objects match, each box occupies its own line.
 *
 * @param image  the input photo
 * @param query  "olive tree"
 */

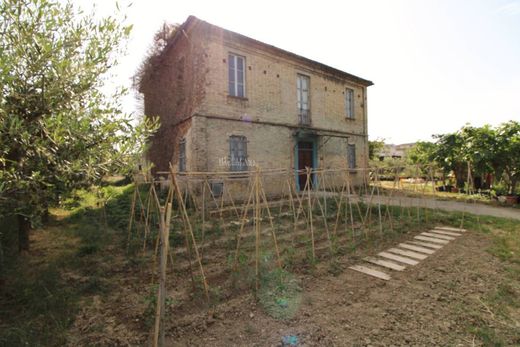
xmin=0 ymin=0 xmax=157 ymax=252
xmin=495 ymin=121 xmax=520 ymax=194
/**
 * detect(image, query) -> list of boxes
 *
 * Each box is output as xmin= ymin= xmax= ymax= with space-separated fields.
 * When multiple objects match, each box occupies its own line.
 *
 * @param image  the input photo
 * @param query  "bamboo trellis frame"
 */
xmin=123 ymin=164 xmax=476 ymax=347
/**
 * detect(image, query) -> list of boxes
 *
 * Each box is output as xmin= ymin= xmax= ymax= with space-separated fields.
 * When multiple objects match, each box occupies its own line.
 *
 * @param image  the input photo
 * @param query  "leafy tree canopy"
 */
xmin=0 ymin=0 xmax=158 ymax=251
xmin=430 ymin=122 xmax=519 ymax=193
xmin=368 ymin=138 xmax=385 ymax=160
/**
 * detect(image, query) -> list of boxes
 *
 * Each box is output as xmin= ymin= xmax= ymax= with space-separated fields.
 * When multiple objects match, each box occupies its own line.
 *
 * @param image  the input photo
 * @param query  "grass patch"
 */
xmin=258 ymin=266 xmax=302 ymax=320
xmin=0 ymin=183 xmax=136 ymax=346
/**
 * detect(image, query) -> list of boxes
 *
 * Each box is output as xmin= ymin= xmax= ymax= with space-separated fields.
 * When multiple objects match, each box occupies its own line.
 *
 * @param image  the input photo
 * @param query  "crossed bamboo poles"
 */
xmin=126 ymin=166 xmax=425 ymax=292
xmin=125 ymin=164 xmax=453 ymax=347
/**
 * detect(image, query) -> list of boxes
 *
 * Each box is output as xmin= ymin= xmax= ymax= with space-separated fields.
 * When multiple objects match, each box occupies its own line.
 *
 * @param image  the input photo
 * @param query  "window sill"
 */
xmin=227 ymin=95 xmax=249 ymax=101
xmin=228 ymin=171 xmax=250 ymax=179
xmin=345 ymin=117 xmax=356 ymax=121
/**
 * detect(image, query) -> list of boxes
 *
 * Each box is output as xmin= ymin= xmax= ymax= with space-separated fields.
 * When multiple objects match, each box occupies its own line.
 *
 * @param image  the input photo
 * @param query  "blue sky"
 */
xmin=80 ymin=0 xmax=520 ymax=144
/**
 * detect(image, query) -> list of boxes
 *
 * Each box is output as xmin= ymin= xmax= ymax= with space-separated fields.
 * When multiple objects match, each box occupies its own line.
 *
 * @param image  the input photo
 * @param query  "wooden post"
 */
xmin=153 ymin=202 xmax=171 ymax=347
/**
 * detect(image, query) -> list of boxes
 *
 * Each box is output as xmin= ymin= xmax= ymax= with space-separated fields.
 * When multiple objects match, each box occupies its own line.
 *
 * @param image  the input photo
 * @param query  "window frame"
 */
xmin=345 ymin=88 xmax=355 ymax=119
xmin=347 ymin=143 xmax=356 ymax=169
xmin=297 ymin=74 xmax=311 ymax=125
xmin=228 ymin=53 xmax=246 ymax=98
xmin=229 ymin=135 xmax=248 ymax=172
xmin=178 ymin=138 xmax=186 ymax=172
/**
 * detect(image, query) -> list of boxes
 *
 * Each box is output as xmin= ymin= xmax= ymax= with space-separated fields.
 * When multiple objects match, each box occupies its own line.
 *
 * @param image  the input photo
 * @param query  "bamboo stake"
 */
xmin=348 ymin=171 xmax=366 ymax=237
xmin=170 ymin=168 xmax=210 ymax=301
xmin=286 ymin=178 xmax=298 ymax=229
xmin=233 ymin=177 xmax=255 ymax=271
xmin=200 ymin=180 xmax=206 ymax=260
xmin=374 ymin=168 xmax=383 ymax=236
xmin=295 ymin=170 xmax=311 ymax=230
xmin=254 ymin=168 xmax=261 ymax=294
xmin=414 ymin=165 xmax=420 ymax=223
xmin=306 ymin=167 xmax=316 ymax=261
xmin=332 ymin=181 xmax=347 ymax=237
xmin=225 ymin=181 xmax=241 ymax=220
xmin=259 ymin=177 xmax=282 ymax=270
xmin=314 ymin=187 xmax=333 ymax=253
xmin=126 ymin=188 xmax=138 ymax=251
xmin=153 ymin=202 xmax=171 ymax=347
xmin=203 ymin=179 xmax=228 ymax=236
xmin=346 ymin=171 xmax=356 ymax=240
xmin=143 ymin=184 xmax=153 ymax=253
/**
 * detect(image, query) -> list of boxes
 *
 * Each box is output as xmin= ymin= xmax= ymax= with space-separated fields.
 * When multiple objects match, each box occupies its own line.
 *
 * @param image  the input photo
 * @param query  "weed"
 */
xmin=470 ymin=326 xmax=505 ymax=347
xmin=327 ymin=259 xmax=343 ymax=276
xmin=0 ymin=264 xmax=78 ymax=346
xmin=244 ymin=322 xmax=257 ymax=335
xmin=257 ymin=267 xmax=302 ymax=320
xmin=142 ymin=284 xmax=176 ymax=329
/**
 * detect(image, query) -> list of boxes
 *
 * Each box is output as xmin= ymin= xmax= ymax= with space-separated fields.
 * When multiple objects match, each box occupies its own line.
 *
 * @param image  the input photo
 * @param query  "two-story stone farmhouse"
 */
xmin=139 ymin=16 xmax=373 ymax=191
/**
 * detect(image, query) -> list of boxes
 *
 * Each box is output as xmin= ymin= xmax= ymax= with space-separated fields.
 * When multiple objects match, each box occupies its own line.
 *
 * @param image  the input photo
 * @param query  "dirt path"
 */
xmin=355 ymin=195 xmax=520 ymax=220
xmin=169 ymin=229 xmax=520 ymax=346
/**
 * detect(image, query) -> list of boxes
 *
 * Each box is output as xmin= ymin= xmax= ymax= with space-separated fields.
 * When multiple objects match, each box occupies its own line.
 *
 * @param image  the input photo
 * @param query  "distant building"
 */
xmin=378 ymin=143 xmax=415 ymax=161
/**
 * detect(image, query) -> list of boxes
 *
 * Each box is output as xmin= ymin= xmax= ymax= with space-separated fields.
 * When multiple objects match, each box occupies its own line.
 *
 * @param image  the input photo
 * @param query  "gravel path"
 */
xmin=362 ymin=195 xmax=520 ymax=220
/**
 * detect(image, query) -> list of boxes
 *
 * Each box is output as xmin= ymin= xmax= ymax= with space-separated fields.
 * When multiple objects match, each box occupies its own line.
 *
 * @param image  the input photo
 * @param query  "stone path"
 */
xmin=348 ymin=226 xmax=466 ymax=280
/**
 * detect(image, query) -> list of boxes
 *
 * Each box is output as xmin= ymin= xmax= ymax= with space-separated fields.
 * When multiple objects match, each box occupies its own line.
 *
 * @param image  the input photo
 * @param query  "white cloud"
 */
xmin=495 ymin=1 xmax=520 ymax=16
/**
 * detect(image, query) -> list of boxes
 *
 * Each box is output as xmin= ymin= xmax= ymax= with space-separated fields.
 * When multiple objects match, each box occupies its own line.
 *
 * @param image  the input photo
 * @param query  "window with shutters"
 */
xmin=347 ymin=144 xmax=356 ymax=169
xmin=228 ymin=54 xmax=245 ymax=97
xmin=179 ymin=138 xmax=186 ymax=172
xmin=297 ymin=74 xmax=310 ymax=125
xmin=345 ymin=88 xmax=354 ymax=119
xmin=229 ymin=135 xmax=248 ymax=172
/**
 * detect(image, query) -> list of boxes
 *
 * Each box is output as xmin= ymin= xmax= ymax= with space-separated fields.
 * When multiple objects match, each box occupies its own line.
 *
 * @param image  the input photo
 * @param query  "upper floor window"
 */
xmin=229 ymin=135 xmax=248 ymax=172
xmin=345 ymin=88 xmax=354 ymax=119
xmin=297 ymin=74 xmax=310 ymax=125
xmin=228 ymin=54 xmax=245 ymax=97
xmin=179 ymin=138 xmax=186 ymax=172
xmin=347 ymin=144 xmax=356 ymax=169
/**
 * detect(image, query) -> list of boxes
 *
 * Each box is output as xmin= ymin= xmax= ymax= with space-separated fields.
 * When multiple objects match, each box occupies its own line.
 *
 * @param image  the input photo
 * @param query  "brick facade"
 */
xmin=140 ymin=16 xmax=373 ymax=189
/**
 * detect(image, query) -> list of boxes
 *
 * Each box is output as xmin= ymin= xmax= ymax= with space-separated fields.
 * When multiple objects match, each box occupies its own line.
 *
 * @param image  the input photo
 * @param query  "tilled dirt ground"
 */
xmin=59 ymin=219 xmax=520 ymax=347
xmin=165 ymin=231 xmax=518 ymax=346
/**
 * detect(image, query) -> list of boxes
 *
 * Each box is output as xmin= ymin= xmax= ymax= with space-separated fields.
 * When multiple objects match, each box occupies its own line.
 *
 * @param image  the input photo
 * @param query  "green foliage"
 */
xmin=495 ymin=121 xmax=520 ymax=195
xmin=142 ymin=284 xmax=176 ymax=328
xmin=407 ymin=141 xmax=437 ymax=166
xmin=0 ymin=0 xmax=158 ymax=247
xmin=0 ymin=264 xmax=78 ymax=346
xmin=431 ymin=121 xmax=520 ymax=193
xmin=257 ymin=267 xmax=302 ymax=320
xmin=368 ymin=138 xmax=385 ymax=160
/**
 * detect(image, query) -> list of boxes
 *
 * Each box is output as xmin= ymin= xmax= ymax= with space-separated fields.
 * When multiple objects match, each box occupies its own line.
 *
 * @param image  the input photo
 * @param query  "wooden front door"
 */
xmin=297 ymin=141 xmax=314 ymax=190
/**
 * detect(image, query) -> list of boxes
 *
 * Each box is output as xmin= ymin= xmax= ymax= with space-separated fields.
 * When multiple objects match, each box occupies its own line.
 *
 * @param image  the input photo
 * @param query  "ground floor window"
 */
xmin=179 ymin=138 xmax=186 ymax=172
xmin=229 ymin=135 xmax=248 ymax=171
xmin=348 ymin=144 xmax=356 ymax=169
